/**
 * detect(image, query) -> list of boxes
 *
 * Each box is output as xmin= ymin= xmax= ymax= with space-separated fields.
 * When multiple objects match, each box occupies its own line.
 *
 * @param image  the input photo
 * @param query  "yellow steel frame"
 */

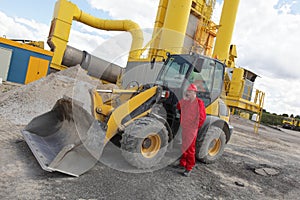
xmin=105 ymin=86 xmax=157 ymax=141
xmin=91 ymin=86 xmax=158 ymax=142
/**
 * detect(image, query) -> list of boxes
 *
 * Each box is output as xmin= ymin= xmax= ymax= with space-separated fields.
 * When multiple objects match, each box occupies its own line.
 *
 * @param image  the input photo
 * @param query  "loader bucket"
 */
xmin=21 ymin=97 xmax=106 ymax=177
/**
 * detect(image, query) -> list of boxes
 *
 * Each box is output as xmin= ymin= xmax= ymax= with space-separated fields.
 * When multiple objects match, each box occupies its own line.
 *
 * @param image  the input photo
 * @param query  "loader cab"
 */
xmin=155 ymin=53 xmax=225 ymax=131
xmin=156 ymin=53 xmax=225 ymax=106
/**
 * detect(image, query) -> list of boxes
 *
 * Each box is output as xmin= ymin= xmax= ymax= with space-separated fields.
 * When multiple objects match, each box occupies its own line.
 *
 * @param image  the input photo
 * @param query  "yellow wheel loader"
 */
xmin=22 ymin=53 xmax=232 ymax=176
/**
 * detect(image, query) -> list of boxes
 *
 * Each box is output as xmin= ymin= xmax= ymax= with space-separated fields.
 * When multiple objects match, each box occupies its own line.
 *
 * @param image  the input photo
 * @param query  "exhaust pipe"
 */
xmin=62 ymin=45 xmax=123 ymax=83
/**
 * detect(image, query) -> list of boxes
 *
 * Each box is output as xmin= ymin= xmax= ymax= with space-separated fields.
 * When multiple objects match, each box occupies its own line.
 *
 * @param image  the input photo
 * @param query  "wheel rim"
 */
xmin=141 ymin=134 xmax=161 ymax=158
xmin=208 ymin=138 xmax=221 ymax=156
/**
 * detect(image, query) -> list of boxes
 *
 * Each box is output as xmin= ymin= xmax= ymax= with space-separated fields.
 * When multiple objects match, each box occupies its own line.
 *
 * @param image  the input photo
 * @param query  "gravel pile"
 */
xmin=0 ymin=65 xmax=105 ymax=125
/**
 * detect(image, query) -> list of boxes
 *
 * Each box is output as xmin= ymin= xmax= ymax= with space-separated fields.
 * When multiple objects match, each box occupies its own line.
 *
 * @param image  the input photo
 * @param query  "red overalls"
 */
xmin=177 ymin=98 xmax=206 ymax=171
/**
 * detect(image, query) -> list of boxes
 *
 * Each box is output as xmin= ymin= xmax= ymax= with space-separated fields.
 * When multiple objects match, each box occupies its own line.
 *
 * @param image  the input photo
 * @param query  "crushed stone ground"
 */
xmin=0 ymin=67 xmax=300 ymax=199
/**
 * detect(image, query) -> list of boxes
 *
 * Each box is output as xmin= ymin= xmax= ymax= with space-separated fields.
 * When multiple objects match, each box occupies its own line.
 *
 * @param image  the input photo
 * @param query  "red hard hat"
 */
xmin=187 ymin=84 xmax=198 ymax=92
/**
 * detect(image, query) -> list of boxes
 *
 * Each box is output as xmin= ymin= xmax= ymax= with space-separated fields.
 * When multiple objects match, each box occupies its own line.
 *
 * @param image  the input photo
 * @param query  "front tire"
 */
xmin=121 ymin=117 xmax=168 ymax=169
xmin=196 ymin=126 xmax=226 ymax=163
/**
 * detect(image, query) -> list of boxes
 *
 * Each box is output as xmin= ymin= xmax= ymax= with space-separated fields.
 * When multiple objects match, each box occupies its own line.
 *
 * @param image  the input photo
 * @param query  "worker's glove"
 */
xmin=176 ymin=109 xmax=181 ymax=118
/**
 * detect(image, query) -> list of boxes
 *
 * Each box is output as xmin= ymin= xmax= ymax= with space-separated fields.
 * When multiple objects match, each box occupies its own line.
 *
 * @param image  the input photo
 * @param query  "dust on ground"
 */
xmin=0 ymin=67 xmax=299 ymax=199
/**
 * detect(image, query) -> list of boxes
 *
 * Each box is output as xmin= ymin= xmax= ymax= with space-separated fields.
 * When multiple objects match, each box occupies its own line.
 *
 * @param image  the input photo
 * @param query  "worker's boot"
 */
xmin=182 ymin=169 xmax=192 ymax=177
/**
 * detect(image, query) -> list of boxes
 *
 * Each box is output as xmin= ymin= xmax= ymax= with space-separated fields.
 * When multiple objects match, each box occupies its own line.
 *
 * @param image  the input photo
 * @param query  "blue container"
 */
xmin=0 ymin=37 xmax=53 ymax=84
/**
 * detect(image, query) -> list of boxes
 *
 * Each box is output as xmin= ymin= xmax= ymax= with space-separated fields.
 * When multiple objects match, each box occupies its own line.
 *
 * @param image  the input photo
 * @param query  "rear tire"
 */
xmin=121 ymin=117 xmax=168 ymax=169
xmin=196 ymin=126 xmax=226 ymax=164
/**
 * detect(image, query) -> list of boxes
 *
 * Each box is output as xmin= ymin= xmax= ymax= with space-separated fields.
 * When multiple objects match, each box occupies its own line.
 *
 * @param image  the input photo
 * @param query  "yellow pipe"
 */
xmin=73 ymin=7 xmax=143 ymax=59
xmin=149 ymin=0 xmax=169 ymax=57
xmin=154 ymin=0 xmax=169 ymax=30
xmin=159 ymin=0 xmax=193 ymax=54
xmin=212 ymin=0 xmax=239 ymax=64
xmin=48 ymin=0 xmax=143 ymax=70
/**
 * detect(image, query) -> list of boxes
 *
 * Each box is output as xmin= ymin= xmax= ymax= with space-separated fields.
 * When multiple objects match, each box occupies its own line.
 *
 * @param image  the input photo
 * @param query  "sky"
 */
xmin=0 ymin=0 xmax=299 ymax=116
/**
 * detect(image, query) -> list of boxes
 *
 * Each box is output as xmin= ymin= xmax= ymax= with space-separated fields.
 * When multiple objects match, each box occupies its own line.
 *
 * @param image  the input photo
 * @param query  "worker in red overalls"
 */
xmin=176 ymin=83 xmax=206 ymax=177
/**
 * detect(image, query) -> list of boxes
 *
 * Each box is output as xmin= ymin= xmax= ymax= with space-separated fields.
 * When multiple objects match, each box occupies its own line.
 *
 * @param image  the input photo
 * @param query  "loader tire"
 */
xmin=196 ymin=126 xmax=226 ymax=164
xmin=121 ymin=117 xmax=168 ymax=169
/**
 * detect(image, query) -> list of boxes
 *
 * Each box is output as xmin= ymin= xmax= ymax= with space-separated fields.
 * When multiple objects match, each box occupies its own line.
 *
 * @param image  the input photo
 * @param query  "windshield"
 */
xmin=157 ymin=55 xmax=191 ymax=88
xmin=157 ymin=55 xmax=223 ymax=93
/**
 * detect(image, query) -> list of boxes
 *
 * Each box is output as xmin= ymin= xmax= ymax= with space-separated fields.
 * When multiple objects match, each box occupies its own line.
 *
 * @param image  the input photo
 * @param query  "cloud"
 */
xmin=0 ymin=10 xmax=107 ymax=53
xmin=68 ymin=26 xmax=106 ymax=53
xmin=233 ymin=0 xmax=300 ymax=80
xmin=0 ymin=12 xmax=48 ymax=42
xmin=87 ymin=0 xmax=159 ymax=29
xmin=255 ymin=77 xmax=300 ymax=115
xmin=275 ymin=0 xmax=300 ymax=15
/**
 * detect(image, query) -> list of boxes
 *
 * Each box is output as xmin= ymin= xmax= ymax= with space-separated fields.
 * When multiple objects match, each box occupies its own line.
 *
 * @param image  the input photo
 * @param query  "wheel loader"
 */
xmin=22 ymin=52 xmax=232 ymax=176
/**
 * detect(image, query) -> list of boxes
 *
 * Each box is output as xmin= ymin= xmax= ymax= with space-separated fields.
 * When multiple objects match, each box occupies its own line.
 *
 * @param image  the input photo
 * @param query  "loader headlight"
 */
xmin=161 ymin=90 xmax=170 ymax=98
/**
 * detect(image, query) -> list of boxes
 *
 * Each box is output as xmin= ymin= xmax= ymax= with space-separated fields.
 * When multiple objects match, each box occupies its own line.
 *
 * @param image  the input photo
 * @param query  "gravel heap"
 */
xmin=0 ymin=65 xmax=109 ymax=125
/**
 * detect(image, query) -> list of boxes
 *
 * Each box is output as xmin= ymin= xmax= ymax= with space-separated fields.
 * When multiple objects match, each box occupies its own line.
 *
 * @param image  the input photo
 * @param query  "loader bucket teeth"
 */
xmin=22 ymin=97 xmax=106 ymax=177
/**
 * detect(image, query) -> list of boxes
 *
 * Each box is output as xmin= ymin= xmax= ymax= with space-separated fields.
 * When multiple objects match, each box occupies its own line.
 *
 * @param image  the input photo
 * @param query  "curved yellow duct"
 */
xmin=72 ymin=7 xmax=143 ymax=58
xmin=48 ymin=0 xmax=143 ymax=70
